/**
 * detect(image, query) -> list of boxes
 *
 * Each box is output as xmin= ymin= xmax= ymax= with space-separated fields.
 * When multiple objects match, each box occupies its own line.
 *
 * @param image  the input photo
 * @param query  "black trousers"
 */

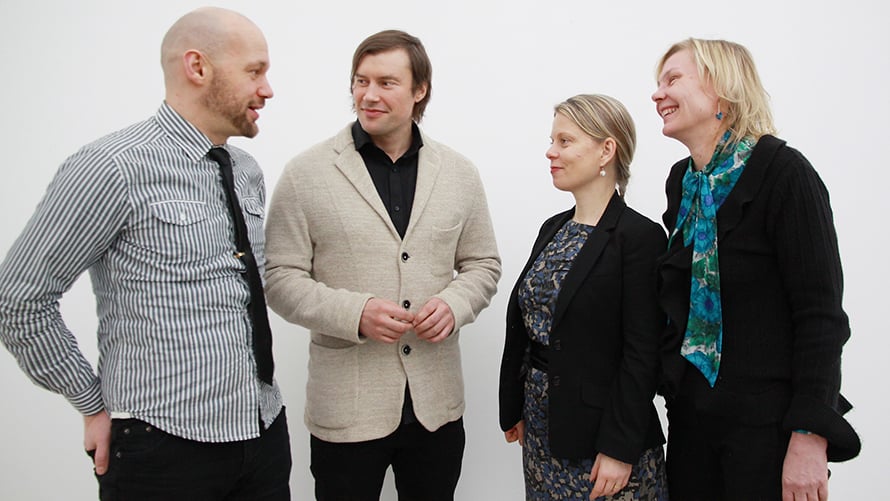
xmin=311 ymin=417 xmax=465 ymax=501
xmin=666 ymin=397 xmax=788 ymax=500
xmin=95 ymin=408 xmax=291 ymax=501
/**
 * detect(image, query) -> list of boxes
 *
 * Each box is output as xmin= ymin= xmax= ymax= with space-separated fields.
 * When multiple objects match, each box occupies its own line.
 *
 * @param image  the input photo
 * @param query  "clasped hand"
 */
xmin=359 ymin=297 xmax=454 ymax=343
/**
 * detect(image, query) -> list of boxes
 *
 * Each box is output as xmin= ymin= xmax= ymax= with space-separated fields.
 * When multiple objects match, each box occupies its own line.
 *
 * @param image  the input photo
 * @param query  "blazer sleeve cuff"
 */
xmin=783 ymin=393 xmax=861 ymax=462
xmin=595 ymin=435 xmax=643 ymax=465
xmin=594 ymin=412 xmax=648 ymax=465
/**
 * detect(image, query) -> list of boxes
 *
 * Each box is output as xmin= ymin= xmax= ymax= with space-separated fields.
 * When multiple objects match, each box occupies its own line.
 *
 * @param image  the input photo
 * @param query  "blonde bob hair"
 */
xmin=554 ymin=94 xmax=636 ymax=198
xmin=656 ymin=38 xmax=776 ymax=146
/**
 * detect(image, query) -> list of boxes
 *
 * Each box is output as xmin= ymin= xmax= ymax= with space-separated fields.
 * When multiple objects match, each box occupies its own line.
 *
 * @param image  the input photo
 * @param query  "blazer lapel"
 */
xmin=552 ymin=192 xmax=626 ymax=328
xmin=529 ymin=211 xmax=569 ymax=269
xmin=403 ymin=131 xmax=441 ymax=242
xmin=332 ymin=126 xmax=401 ymax=240
xmin=508 ymin=208 xmax=572 ymax=318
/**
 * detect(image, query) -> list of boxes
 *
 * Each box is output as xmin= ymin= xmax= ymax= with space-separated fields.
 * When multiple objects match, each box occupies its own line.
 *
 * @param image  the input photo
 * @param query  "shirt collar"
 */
xmin=155 ymin=102 xmax=217 ymax=163
xmin=351 ymin=120 xmax=424 ymax=159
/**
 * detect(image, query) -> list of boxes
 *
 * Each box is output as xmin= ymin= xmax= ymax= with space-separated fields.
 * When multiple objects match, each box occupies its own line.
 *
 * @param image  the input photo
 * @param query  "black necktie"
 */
xmin=208 ymin=147 xmax=274 ymax=385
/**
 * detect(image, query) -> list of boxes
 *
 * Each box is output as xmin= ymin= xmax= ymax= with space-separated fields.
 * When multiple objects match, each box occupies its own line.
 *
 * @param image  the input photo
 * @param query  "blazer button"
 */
xmin=402 ymin=345 xmax=412 ymax=355
xmin=552 ymin=339 xmax=561 ymax=351
xmin=551 ymin=375 xmax=561 ymax=387
xmin=401 ymin=252 xmax=410 ymax=262
xmin=402 ymin=300 xmax=411 ymax=309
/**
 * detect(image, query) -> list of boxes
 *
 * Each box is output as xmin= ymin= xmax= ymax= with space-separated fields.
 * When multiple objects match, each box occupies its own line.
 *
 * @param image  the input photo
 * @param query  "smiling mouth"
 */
xmin=660 ymin=107 xmax=677 ymax=118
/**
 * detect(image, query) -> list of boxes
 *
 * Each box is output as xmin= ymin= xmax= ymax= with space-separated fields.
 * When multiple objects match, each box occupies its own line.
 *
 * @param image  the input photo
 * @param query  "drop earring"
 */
xmin=716 ymin=104 xmax=724 ymax=120
xmin=599 ymin=167 xmax=606 ymax=177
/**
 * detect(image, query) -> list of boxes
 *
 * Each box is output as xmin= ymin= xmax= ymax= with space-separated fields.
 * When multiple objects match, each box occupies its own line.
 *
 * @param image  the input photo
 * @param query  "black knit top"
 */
xmin=657 ymin=135 xmax=860 ymax=461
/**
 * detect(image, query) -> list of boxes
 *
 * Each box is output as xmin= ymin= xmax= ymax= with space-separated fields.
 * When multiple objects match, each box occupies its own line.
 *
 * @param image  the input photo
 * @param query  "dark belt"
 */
xmin=527 ymin=340 xmax=549 ymax=371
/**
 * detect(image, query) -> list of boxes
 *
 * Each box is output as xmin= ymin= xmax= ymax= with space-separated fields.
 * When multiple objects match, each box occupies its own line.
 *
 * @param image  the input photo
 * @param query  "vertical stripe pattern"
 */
xmin=0 ymin=103 xmax=281 ymax=442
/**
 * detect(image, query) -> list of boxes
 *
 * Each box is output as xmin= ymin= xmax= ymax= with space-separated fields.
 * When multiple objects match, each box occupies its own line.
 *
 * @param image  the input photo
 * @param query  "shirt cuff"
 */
xmin=66 ymin=378 xmax=104 ymax=415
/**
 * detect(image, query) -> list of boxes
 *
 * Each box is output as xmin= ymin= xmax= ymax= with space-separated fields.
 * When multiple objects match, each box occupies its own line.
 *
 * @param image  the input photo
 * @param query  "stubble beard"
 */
xmin=205 ymin=75 xmax=259 ymax=139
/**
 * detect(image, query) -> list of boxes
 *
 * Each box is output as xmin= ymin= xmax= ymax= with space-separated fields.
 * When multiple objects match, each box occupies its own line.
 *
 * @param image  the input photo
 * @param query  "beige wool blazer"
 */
xmin=265 ymin=124 xmax=501 ymax=443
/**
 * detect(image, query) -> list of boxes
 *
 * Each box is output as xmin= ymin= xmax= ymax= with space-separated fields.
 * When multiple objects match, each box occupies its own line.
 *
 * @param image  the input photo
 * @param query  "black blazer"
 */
xmin=658 ymin=135 xmax=860 ymax=462
xmin=499 ymin=192 xmax=666 ymax=462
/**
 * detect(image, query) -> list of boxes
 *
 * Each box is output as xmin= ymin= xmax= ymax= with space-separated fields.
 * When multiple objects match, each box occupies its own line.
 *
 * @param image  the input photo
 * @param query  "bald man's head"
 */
xmin=160 ymin=7 xmax=273 ymax=144
xmin=161 ymin=7 xmax=258 ymax=82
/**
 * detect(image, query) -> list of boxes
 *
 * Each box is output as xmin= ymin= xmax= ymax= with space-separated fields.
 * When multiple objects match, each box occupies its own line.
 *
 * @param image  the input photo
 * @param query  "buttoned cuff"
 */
xmin=66 ymin=378 xmax=104 ymax=416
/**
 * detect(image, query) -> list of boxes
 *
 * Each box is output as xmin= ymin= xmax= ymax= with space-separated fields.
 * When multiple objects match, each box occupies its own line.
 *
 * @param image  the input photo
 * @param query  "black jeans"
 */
xmin=95 ymin=408 xmax=291 ymax=501
xmin=311 ymin=417 xmax=465 ymax=501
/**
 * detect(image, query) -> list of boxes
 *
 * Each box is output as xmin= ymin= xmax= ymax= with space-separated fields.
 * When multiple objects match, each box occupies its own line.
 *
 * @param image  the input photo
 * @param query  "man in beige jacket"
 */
xmin=264 ymin=30 xmax=501 ymax=500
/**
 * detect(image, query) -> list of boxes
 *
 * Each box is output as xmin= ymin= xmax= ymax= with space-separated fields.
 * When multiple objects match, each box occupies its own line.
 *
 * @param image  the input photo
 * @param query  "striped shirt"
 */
xmin=0 ymin=103 xmax=282 ymax=442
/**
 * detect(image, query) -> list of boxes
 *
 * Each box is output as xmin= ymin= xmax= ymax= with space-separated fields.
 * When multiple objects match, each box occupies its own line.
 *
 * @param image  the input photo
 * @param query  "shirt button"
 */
xmin=402 ymin=345 xmax=412 ymax=355
xmin=180 ymin=212 xmax=187 ymax=222
xmin=394 ymin=205 xmax=401 ymax=212
xmin=402 ymin=300 xmax=411 ymax=309
xmin=401 ymin=252 xmax=410 ymax=261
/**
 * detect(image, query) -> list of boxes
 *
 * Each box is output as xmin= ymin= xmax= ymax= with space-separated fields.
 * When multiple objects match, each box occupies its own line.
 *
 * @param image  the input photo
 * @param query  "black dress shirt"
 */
xmin=352 ymin=121 xmax=422 ymax=238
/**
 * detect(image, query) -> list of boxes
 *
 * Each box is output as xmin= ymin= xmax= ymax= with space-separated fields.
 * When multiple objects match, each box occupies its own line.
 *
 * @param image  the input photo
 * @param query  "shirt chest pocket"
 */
xmin=147 ymin=200 xmax=217 ymax=260
xmin=150 ymin=200 xmax=210 ymax=226
xmin=240 ymin=197 xmax=265 ymax=218
xmin=239 ymin=197 xmax=266 ymax=259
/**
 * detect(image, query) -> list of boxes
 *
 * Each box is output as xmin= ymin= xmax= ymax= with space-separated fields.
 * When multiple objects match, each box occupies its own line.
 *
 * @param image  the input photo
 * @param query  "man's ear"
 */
xmin=183 ymin=50 xmax=210 ymax=85
xmin=413 ymin=82 xmax=428 ymax=103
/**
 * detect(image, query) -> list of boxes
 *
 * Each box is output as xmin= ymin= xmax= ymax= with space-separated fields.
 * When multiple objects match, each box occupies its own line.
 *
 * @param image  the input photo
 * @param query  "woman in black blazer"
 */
xmin=652 ymin=38 xmax=860 ymax=500
xmin=499 ymin=94 xmax=667 ymax=500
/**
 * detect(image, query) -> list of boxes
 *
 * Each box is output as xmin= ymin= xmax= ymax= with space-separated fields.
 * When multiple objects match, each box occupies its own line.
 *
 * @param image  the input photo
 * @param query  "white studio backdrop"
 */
xmin=0 ymin=0 xmax=886 ymax=499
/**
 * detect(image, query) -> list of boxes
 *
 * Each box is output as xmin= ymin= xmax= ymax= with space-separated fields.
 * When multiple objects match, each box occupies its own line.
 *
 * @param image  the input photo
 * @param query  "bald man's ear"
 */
xmin=183 ymin=50 xmax=211 ymax=86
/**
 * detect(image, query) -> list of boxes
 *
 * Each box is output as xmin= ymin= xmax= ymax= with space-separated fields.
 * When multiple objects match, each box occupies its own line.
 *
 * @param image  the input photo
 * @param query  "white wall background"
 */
xmin=0 ymin=0 xmax=886 ymax=499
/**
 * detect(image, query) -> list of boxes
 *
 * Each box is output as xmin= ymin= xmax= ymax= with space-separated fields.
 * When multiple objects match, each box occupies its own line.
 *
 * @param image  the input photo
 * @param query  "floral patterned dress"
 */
xmin=517 ymin=220 xmax=668 ymax=501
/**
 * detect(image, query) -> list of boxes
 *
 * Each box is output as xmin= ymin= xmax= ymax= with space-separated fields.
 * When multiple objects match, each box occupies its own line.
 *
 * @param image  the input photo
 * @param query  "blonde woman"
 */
xmin=500 ymin=94 xmax=668 ymax=500
xmin=652 ymin=38 xmax=860 ymax=500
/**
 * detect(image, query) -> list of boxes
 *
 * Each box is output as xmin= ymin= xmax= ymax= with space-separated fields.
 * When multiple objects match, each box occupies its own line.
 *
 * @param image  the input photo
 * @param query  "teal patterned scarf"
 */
xmin=669 ymin=131 xmax=755 ymax=386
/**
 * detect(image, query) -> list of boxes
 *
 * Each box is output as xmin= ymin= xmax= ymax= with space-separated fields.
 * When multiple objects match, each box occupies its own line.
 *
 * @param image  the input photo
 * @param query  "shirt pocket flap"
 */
xmin=241 ymin=197 xmax=265 ymax=217
xmin=149 ymin=201 xmax=210 ymax=226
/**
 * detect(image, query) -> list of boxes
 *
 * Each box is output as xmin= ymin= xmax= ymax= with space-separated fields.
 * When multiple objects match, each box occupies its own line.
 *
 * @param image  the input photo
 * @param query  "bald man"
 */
xmin=0 ymin=8 xmax=290 ymax=500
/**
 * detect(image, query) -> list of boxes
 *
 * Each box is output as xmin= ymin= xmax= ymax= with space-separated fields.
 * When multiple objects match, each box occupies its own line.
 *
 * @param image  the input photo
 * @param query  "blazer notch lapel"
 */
xmin=551 ymin=195 xmax=625 ymax=328
xmin=332 ymin=127 xmax=401 ymax=240
xmin=529 ymin=211 xmax=571 ymax=264
xmin=403 ymin=137 xmax=441 ymax=241
xmin=551 ymin=228 xmax=611 ymax=328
